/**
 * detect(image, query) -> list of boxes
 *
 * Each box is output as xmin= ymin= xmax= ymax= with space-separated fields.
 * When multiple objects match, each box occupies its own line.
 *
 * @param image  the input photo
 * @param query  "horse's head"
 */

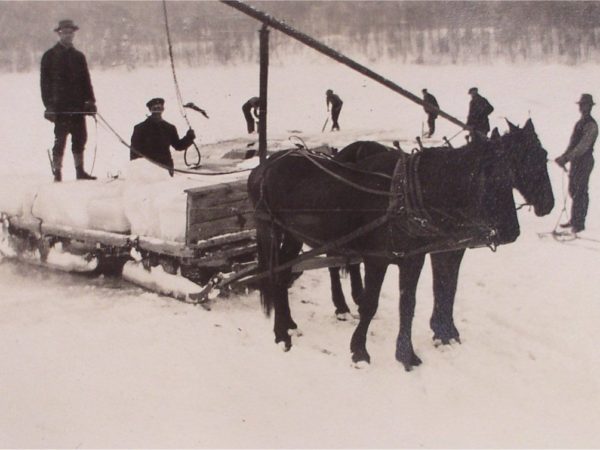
xmin=501 ymin=119 xmax=554 ymax=216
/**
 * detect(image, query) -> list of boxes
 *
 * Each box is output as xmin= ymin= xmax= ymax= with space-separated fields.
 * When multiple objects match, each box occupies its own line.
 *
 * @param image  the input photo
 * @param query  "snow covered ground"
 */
xmin=1 ymin=54 xmax=600 ymax=448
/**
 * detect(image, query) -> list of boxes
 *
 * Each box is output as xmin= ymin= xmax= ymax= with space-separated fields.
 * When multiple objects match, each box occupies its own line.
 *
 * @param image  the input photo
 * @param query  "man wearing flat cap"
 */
xmin=555 ymin=93 xmax=598 ymax=233
xmin=130 ymin=98 xmax=196 ymax=176
xmin=466 ymin=87 xmax=494 ymax=138
xmin=41 ymin=19 xmax=97 ymax=181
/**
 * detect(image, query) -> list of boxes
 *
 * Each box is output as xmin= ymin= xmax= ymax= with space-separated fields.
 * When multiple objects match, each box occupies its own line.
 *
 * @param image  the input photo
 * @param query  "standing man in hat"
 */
xmin=130 ymin=98 xmax=196 ymax=176
xmin=555 ymin=93 xmax=598 ymax=234
xmin=422 ymin=88 xmax=439 ymax=138
xmin=326 ymin=89 xmax=343 ymax=131
xmin=41 ymin=19 xmax=97 ymax=181
xmin=242 ymin=96 xmax=260 ymax=134
xmin=466 ymin=87 xmax=494 ymax=138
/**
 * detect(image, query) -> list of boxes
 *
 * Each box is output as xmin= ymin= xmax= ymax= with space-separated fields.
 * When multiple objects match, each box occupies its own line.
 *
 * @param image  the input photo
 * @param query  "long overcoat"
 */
xmin=40 ymin=43 xmax=95 ymax=112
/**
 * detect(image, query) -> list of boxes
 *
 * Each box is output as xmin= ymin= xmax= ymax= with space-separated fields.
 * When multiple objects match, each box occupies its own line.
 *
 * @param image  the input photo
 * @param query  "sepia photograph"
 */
xmin=0 ymin=0 xmax=599 ymax=448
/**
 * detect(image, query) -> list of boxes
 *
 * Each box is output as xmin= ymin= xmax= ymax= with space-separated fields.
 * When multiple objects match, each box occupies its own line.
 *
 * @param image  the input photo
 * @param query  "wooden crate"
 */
xmin=185 ymin=179 xmax=255 ymax=245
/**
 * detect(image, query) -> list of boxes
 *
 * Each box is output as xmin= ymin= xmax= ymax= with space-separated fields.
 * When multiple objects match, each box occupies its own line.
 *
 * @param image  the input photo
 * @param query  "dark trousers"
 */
xmin=52 ymin=114 xmax=87 ymax=170
xmin=242 ymin=105 xmax=255 ymax=134
xmin=426 ymin=114 xmax=437 ymax=136
xmin=331 ymin=104 xmax=342 ymax=131
xmin=569 ymin=153 xmax=595 ymax=229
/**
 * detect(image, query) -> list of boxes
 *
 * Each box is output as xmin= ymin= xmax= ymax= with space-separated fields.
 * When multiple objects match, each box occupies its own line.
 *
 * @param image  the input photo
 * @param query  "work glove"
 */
xmin=555 ymin=154 xmax=568 ymax=168
xmin=83 ymin=100 xmax=97 ymax=115
xmin=186 ymin=128 xmax=196 ymax=140
xmin=44 ymin=110 xmax=56 ymax=123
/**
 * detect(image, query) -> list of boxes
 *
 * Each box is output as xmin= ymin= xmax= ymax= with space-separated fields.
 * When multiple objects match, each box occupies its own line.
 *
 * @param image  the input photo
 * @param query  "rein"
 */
xmin=292 ymin=149 xmax=393 ymax=196
xmin=96 ymin=112 xmax=252 ymax=176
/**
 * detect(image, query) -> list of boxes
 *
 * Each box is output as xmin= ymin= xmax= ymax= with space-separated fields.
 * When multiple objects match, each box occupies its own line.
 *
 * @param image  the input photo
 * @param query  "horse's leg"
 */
xmin=274 ymin=231 xmax=303 ymax=343
xmin=350 ymin=258 xmax=388 ymax=366
xmin=396 ymin=254 xmax=426 ymax=371
xmin=429 ymin=249 xmax=465 ymax=344
xmin=255 ymin=220 xmax=288 ymax=348
xmin=328 ymin=266 xmax=352 ymax=319
xmin=347 ymin=263 xmax=364 ymax=305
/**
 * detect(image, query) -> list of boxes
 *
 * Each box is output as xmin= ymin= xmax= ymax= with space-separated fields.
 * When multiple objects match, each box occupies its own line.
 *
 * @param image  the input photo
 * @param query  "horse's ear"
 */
xmin=490 ymin=127 xmax=500 ymax=140
xmin=505 ymin=118 xmax=519 ymax=131
xmin=523 ymin=118 xmax=535 ymax=133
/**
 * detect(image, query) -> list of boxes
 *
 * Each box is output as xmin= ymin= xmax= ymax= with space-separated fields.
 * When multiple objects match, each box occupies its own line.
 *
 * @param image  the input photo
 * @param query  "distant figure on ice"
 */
xmin=421 ymin=88 xmax=439 ymax=137
xmin=466 ymin=87 xmax=494 ymax=138
xmin=130 ymin=98 xmax=196 ymax=177
xmin=555 ymin=93 xmax=598 ymax=234
xmin=242 ymin=97 xmax=260 ymax=134
xmin=41 ymin=19 xmax=97 ymax=182
xmin=326 ymin=89 xmax=343 ymax=131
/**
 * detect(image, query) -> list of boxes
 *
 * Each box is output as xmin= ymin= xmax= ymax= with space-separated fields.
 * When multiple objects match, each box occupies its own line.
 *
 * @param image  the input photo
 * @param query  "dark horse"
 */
xmin=248 ymin=119 xmax=554 ymax=370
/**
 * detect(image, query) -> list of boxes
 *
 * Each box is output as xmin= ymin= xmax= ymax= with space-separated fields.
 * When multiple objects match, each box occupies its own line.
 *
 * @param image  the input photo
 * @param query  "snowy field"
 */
xmin=1 ymin=55 xmax=600 ymax=448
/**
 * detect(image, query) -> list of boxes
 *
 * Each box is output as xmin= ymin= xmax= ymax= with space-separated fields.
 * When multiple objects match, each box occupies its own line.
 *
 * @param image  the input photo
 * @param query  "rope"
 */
xmin=553 ymin=166 xmax=570 ymax=233
xmin=162 ymin=0 xmax=202 ymax=168
xmin=445 ymin=128 xmax=466 ymax=144
xmin=96 ymin=112 xmax=250 ymax=176
xmin=89 ymin=115 xmax=98 ymax=176
xmin=293 ymin=149 xmax=393 ymax=197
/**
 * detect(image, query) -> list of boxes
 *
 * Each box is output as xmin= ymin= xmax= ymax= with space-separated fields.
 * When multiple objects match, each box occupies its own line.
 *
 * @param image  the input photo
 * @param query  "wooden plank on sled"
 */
xmin=185 ymin=179 xmax=254 ymax=244
xmin=187 ymin=197 xmax=251 ymax=224
xmin=187 ymin=214 xmax=256 ymax=243
xmin=188 ymin=243 xmax=258 ymax=267
xmin=40 ymin=223 xmax=131 ymax=248
xmin=137 ymin=231 xmax=257 ymax=259
xmin=136 ymin=237 xmax=196 ymax=258
xmin=192 ymin=229 xmax=256 ymax=250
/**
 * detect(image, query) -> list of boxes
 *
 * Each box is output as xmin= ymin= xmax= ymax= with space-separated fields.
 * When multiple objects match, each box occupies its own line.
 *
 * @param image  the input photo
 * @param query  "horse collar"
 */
xmin=388 ymin=152 xmax=440 ymax=236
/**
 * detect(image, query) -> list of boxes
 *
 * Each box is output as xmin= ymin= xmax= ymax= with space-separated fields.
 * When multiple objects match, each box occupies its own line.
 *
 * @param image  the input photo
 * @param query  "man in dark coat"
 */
xmin=326 ymin=89 xmax=343 ymax=131
xmin=422 ymin=88 xmax=439 ymax=137
xmin=466 ymin=87 xmax=494 ymax=138
xmin=242 ymin=97 xmax=260 ymax=134
xmin=130 ymin=98 xmax=196 ymax=176
xmin=41 ymin=19 xmax=97 ymax=182
xmin=555 ymin=93 xmax=598 ymax=233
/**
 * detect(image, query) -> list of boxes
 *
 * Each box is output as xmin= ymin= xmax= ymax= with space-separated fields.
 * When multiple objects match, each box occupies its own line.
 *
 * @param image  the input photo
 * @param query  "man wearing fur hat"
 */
xmin=555 ymin=93 xmax=598 ymax=234
xmin=130 ymin=98 xmax=196 ymax=176
xmin=41 ymin=19 xmax=97 ymax=181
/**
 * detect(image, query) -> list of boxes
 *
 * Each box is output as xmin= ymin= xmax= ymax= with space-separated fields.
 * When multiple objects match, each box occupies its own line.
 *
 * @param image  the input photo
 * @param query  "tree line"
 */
xmin=2 ymin=1 xmax=600 ymax=72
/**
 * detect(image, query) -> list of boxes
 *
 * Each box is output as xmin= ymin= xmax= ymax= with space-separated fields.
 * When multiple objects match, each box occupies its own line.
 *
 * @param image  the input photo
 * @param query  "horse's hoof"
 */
xmin=351 ymin=350 xmax=371 ymax=366
xmin=352 ymin=360 xmax=370 ymax=369
xmin=288 ymin=328 xmax=303 ymax=337
xmin=336 ymin=312 xmax=352 ymax=321
xmin=396 ymin=349 xmax=422 ymax=371
xmin=412 ymin=353 xmax=423 ymax=366
xmin=277 ymin=341 xmax=291 ymax=352
xmin=433 ymin=335 xmax=461 ymax=347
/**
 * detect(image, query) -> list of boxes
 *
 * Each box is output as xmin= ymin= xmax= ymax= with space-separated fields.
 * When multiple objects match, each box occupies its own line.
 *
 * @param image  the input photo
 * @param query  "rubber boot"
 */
xmin=74 ymin=153 xmax=97 ymax=180
xmin=52 ymin=151 xmax=63 ymax=182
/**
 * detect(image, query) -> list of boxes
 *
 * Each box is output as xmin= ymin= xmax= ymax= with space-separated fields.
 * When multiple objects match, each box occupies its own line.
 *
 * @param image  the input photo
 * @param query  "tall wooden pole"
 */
xmin=221 ymin=0 xmax=469 ymax=131
xmin=258 ymin=24 xmax=269 ymax=163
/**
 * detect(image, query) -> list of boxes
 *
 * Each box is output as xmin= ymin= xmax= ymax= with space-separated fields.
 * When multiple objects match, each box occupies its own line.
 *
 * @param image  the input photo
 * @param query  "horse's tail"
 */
xmin=255 ymin=218 xmax=278 ymax=316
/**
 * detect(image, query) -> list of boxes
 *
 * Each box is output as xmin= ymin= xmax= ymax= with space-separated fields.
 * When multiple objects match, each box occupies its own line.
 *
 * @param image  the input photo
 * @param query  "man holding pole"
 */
xmin=555 ymin=93 xmax=597 ymax=234
xmin=242 ymin=96 xmax=260 ymax=134
xmin=326 ymin=89 xmax=343 ymax=131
